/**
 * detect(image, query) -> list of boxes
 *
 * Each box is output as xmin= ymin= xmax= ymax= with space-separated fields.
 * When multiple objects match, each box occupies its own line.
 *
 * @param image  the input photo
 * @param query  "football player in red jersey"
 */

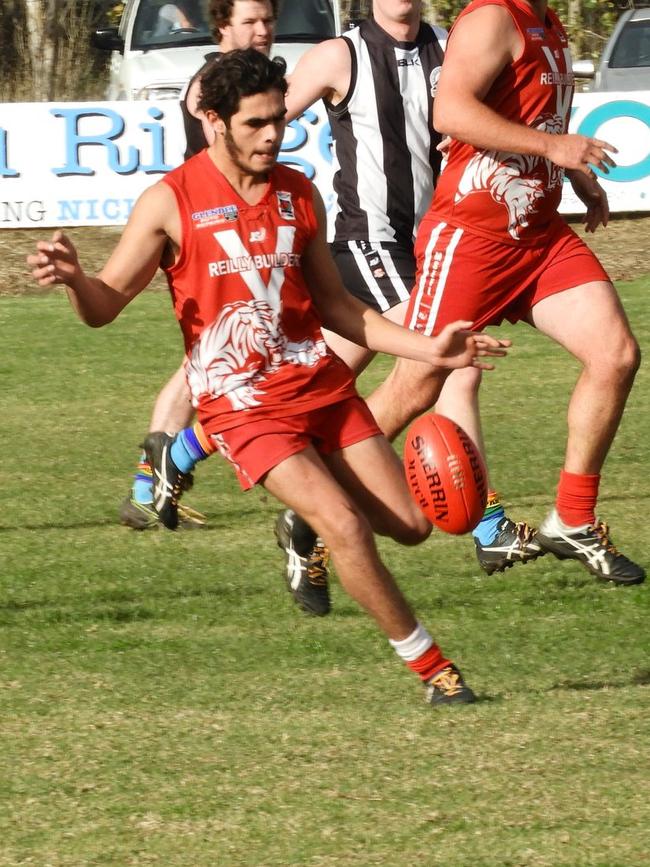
xmin=276 ymin=0 xmax=545 ymax=601
xmin=125 ymin=1 xmax=541 ymax=604
xmin=406 ymin=0 xmax=644 ymax=586
xmin=119 ymin=0 xmax=278 ymax=531
xmin=168 ymin=0 xmax=543 ymax=617
xmin=28 ymin=49 xmax=510 ymax=708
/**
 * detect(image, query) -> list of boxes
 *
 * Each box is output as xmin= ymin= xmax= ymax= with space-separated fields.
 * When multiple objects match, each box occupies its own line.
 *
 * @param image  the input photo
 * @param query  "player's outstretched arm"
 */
xmin=303 ymin=188 xmax=509 ymax=370
xmin=26 ymin=183 xmax=175 ymax=327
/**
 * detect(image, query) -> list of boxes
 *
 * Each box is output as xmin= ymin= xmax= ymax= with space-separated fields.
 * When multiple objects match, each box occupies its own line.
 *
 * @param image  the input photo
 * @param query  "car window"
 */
xmin=131 ymin=0 xmax=336 ymax=51
xmin=610 ymin=19 xmax=650 ymax=69
xmin=275 ymin=0 xmax=336 ymax=41
xmin=132 ymin=0 xmax=212 ymax=50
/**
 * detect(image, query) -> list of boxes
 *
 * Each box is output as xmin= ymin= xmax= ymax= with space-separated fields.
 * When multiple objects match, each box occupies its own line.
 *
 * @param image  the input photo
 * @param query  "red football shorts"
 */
xmin=406 ymin=218 xmax=610 ymax=335
xmin=205 ymin=395 xmax=381 ymax=490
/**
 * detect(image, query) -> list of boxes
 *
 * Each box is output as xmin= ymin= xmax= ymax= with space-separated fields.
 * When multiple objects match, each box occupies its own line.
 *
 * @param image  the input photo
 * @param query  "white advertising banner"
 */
xmin=0 ymin=91 xmax=648 ymax=229
xmin=561 ymin=91 xmax=650 ymax=213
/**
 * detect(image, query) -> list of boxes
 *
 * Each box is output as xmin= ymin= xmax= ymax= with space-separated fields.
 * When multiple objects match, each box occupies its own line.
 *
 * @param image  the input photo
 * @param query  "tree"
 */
xmin=340 ymin=1 xmax=620 ymax=59
xmin=0 ymin=0 xmax=113 ymax=101
xmin=24 ymin=0 xmax=58 ymax=101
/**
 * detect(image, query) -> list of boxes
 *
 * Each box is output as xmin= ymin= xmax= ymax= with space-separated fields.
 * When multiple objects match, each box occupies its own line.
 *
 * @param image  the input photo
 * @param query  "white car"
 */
xmin=93 ymin=0 xmax=342 ymax=100
xmin=574 ymin=1 xmax=650 ymax=92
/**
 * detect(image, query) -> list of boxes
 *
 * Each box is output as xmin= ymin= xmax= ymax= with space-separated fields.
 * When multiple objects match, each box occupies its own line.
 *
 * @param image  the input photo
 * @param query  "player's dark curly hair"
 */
xmin=208 ymin=0 xmax=279 ymax=43
xmin=198 ymin=48 xmax=287 ymax=123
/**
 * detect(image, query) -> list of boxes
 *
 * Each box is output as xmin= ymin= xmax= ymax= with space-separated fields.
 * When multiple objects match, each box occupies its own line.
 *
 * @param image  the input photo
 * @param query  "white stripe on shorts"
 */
xmin=348 ymin=240 xmax=390 ymax=311
xmin=375 ymin=245 xmax=411 ymax=303
xmin=346 ymin=241 xmax=412 ymax=312
xmin=408 ymin=221 xmax=447 ymax=331
xmin=408 ymin=223 xmax=464 ymax=335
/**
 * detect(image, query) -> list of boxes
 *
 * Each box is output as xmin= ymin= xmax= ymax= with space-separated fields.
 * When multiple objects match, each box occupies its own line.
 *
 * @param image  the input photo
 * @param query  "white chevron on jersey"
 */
xmin=212 ymin=226 xmax=297 ymax=310
xmin=541 ymin=45 xmax=573 ymax=125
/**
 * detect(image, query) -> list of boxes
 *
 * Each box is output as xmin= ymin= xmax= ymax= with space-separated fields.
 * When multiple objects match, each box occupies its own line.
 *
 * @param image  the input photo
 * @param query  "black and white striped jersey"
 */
xmin=326 ymin=18 xmax=446 ymax=248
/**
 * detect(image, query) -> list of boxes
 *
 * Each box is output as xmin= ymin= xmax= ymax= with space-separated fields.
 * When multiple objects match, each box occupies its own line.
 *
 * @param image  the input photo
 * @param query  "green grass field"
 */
xmin=1 ymin=278 xmax=649 ymax=866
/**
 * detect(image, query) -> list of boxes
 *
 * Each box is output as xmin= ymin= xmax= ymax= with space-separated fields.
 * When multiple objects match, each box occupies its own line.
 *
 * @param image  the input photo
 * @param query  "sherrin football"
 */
xmin=403 ymin=413 xmax=488 ymax=535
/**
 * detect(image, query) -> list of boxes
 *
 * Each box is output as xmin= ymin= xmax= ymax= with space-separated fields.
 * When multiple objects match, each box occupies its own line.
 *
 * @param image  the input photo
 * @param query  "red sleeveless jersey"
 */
xmin=430 ymin=0 xmax=574 ymax=246
xmin=162 ymin=151 xmax=356 ymax=432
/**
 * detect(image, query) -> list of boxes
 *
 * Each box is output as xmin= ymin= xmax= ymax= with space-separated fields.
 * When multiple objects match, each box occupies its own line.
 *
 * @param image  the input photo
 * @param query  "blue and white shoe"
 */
xmin=475 ymin=517 xmax=544 ymax=575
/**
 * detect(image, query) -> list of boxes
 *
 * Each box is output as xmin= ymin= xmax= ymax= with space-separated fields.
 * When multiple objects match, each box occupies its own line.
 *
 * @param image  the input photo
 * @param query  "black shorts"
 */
xmin=330 ymin=240 xmax=416 ymax=313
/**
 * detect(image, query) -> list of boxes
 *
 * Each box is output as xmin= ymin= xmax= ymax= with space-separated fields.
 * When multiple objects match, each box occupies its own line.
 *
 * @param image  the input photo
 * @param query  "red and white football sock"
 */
xmin=389 ymin=623 xmax=451 ymax=682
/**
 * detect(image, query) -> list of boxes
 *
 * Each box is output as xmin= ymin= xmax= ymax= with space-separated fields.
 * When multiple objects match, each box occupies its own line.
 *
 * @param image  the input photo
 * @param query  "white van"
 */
xmin=574 ymin=1 xmax=650 ymax=92
xmin=93 ymin=0 xmax=343 ymax=100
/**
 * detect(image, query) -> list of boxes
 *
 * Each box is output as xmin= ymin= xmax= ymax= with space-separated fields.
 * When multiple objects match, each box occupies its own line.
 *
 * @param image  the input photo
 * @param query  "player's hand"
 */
xmin=566 ymin=169 xmax=610 ymax=232
xmin=546 ymin=134 xmax=617 ymax=177
xmin=26 ymin=231 xmax=81 ymax=287
xmin=433 ymin=320 xmax=510 ymax=370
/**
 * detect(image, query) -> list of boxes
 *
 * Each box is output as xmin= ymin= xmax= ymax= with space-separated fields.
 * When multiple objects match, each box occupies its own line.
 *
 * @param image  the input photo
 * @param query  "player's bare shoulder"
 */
xmin=286 ymin=36 xmax=352 ymax=115
xmin=302 ymin=34 xmax=352 ymax=69
xmin=133 ymin=178 xmax=177 ymax=221
xmin=123 ymin=179 xmax=181 ymax=250
xmin=450 ymin=3 xmax=521 ymax=59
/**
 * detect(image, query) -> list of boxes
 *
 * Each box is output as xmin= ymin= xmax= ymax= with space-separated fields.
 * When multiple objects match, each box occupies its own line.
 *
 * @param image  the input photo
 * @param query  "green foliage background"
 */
xmin=0 ymin=0 xmax=117 ymax=101
xmin=342 ymin=1 xmax=620 ymax=57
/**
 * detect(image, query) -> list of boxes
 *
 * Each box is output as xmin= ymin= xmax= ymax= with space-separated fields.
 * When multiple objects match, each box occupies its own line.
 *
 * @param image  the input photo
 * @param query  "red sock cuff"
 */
xmin=556 ymin=469 xmax=600 ymax=527
xmin=405 ymin=643 xmax=452 ymax=682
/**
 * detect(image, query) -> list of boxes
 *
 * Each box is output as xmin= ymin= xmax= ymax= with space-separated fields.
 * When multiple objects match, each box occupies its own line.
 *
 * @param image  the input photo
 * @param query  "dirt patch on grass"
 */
xmin=0 ymin=226 xmax=169 ymax=297
xmin=2 ymin=214 xmax=649 ymax=296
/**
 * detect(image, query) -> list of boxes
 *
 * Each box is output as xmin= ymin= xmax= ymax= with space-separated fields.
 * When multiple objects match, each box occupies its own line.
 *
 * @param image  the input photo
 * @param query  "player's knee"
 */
xmin=396 ymin=368 xmax=449 ymax=416
xmin=391 ymin=514 xmax=432 ymax=546
xmin=326 ymin=500 xmax=431 ymax=548
xmin=593 ymin=332 xmax=641 ymax=385
xmin=621 ymin=335 xmax=641 ymax=381
xmin=445 ymin=365 xmax=482 ymax=395
xmin=380 ymin=507 xmax=431 ymax=546
xmin=320 ymin=504 xmax=374 ymax=554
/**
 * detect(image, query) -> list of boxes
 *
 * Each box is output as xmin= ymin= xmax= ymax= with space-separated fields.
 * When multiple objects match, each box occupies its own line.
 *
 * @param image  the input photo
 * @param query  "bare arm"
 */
xmin=435 ymin=5 xmax=616 ymax=176
xmin=185 ymin=75 xmax=216 ymax=148
xmin=566 ymin=169 xmax=609 ymax=232
xmin=301 ymin=187 xmax=509 ymax=370
xmin=285 ymin=38 xmax=352 ymax=121
xmin=26 ymin=182 xmax=178 ymax=326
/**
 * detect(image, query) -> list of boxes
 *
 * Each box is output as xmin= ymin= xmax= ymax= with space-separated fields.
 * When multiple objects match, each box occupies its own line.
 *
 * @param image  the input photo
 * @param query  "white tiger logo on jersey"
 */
xmin=186 ymin=299 xmax=328 ymax=411
xmin=455 ymin=114 xmax=565 ymax=240
xmin=187 ymin=225 xmax=328 ymax=410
